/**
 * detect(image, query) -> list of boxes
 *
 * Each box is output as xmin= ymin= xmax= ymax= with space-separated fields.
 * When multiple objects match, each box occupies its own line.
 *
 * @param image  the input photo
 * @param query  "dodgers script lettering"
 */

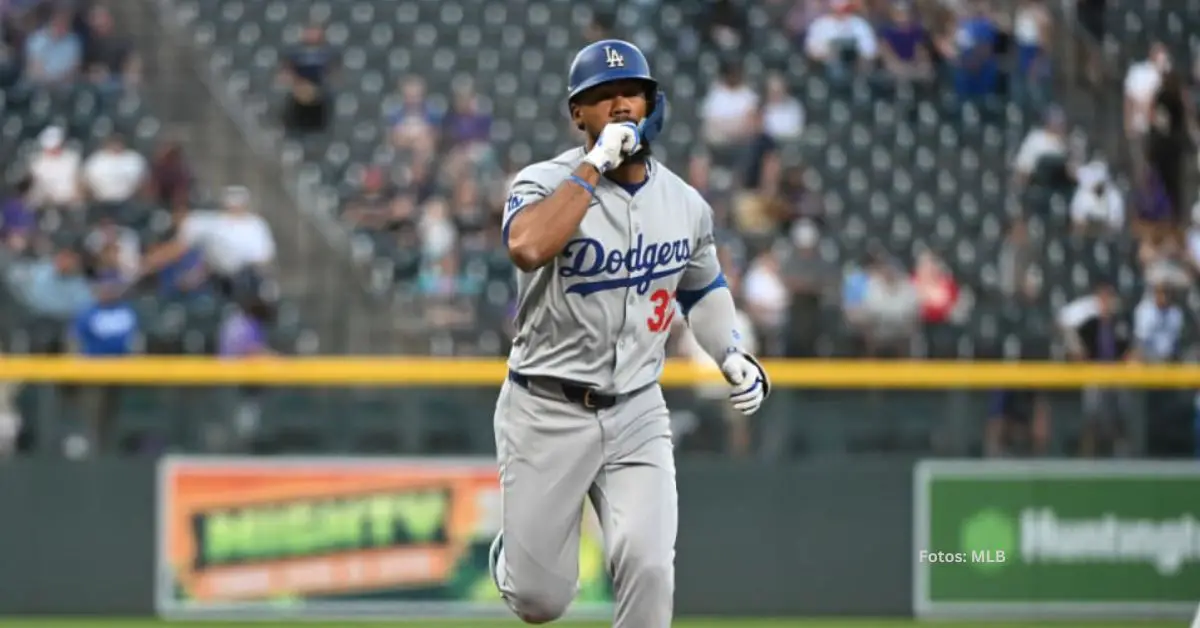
xmin=559 ymin=235 xmax=691 ymax=296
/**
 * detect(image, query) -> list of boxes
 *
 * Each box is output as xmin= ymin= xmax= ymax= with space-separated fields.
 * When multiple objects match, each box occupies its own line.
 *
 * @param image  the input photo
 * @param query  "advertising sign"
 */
xmin=913 ymin=460 xmax=1199 ymax=621
xmin=156 ymin=457 xmax=613 ymax=620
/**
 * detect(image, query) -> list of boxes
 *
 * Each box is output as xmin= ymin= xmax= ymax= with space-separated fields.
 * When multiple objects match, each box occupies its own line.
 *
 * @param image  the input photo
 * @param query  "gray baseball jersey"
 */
xmin=502 ymin=147 xmax=722 ymax=394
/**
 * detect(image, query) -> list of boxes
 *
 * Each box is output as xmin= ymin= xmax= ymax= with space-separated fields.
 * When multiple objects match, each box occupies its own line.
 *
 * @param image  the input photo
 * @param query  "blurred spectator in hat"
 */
xmin=83 ymin=4 xmax=139 ymax=92
xmin=7 ymin=246 xmax=93 ymax=322
xmin=154 ymin=211 xmax=210 ymax=300
xmin=912 ymin=249 xmax=959 ymax=326
xmin=1 ymin=175 xmax=36 ymax=255
xmin=341 ymin=166 xmax=402 ymax=232
xmin=877 ymin=2 xmax=934 ymax=85
xmin=1011 ymin=106 xmax=1069 ymax=190
xmin=1070 ymin=160 xmax=1124 ymax=238
xmin=1011 ymin=0 xmax=1053 ymax=109
xmin=943 ymin=0 xmax=1000 ymax=102
xmin=701 ymin=60 xmax=759 ymax=152
xmin=781 ymin=220 xmax=838 ymax=357
xmin=387 ymin=76 xmax=441 ymax=155
xmin=29 ymin=126 xmax=83 ymax=210
xmin=1124 ymin=42 xmax=1170 ymax=143
xmin=145 ymin=134 xmax=192 ymax=211
xmin=84 ymin=214 xmax=139 ymax=283
xmin=83 ymin=133 xmax=147 ymax=207
xmin=138 ymin=186 xmax=276 ymax=299
xmin=1058 ymin=283 xmax=1134 ymax=457
xmin=857 ymin=258 xmax=920 ymax=358
xmin=804 ymin=0 xmax=879 ymax=83
xmin=67 ymin=277 xmax=138 ymax=456
xmin=760 ymin=73 xmax=805 ymax=142
xmin=442 ymin=81 xmax=493 ymax=152
xmin=72 ymin=278 xmax=138 ymax=358
xmin=23 ymin=7 xmax=81 ymax=87
xmin=1130 ymin=279 xmax=1183 ymax=364
xmin=842 ymin=245 xmax=883 ymax=329
xmin=278 ymin=22 xmax=336 ymax=135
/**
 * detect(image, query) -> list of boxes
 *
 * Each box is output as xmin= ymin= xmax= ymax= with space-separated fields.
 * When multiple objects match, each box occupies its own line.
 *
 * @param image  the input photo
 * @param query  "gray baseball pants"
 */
xmin=492 ymin=374 xmax=677 ymax=627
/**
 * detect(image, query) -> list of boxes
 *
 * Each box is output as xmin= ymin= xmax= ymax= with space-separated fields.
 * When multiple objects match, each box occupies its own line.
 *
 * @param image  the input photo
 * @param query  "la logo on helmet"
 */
xmin=604 ymin=46 xmax=625 ymax=68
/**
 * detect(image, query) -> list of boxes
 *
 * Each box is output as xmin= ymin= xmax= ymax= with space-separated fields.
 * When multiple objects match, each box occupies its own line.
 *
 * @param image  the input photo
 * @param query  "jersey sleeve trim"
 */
xmin=501 ymin=204 xmax=526 ymax=249
xmin=501 ymin=179 xmax=552 ymax=249
xmin=677 ymin=272 xmax=728 ymax=316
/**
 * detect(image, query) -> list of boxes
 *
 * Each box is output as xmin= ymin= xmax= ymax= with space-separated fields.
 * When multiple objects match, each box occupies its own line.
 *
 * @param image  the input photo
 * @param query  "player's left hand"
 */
xmin=720 ymin=351 xmax=770 ymax=416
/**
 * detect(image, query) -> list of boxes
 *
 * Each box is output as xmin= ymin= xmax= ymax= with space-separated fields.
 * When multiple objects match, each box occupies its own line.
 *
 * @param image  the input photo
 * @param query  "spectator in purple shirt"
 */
xmin=219 ymin=297 xmax=275 ymax=448
xmin=877 ymin=2 xmax=933 ymax=85
xmin=219 ymin=298 xmax=274 ymax=358
xmin=442 ymin=83 xmax=492 ymax=150
xmin=1 ymin=176 xmax=35 ymax=254
xmin=1137 ymin=167 xmax=1175 ymax=227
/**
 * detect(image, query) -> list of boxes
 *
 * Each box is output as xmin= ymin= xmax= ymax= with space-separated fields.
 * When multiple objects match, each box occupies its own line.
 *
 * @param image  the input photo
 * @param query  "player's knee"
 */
xmin=510 ymin=581 xmax=574 ymax=624
xmin=615 ymin=551 xmax=674 ymax=594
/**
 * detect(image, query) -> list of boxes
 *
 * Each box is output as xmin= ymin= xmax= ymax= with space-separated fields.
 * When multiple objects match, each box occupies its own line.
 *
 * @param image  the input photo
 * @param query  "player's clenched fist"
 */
xmin=583 ymin=121 xmax=642 ymax=174
xmin=720 ymin=352 xmax=771 ymax=415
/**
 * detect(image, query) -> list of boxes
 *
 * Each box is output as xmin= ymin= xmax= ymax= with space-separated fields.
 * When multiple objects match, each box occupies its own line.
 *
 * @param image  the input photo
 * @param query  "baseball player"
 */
xmin=489 ymin=39 xmax=771 ymax=627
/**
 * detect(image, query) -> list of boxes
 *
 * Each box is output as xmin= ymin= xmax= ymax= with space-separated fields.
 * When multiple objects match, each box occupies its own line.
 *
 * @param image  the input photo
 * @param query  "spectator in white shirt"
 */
xmin=761 ymin=73 xmax=805 ymax=142
xmin=29 ymin=126 xmax=83 ymax=209
xmin=1069 ymin=160 xmax=1125 ymax=237
xmin=1124 ymin=42 xmax=1169 ymax=141
xmin=1132 ymin=282 xmax=1183 ymax=363
xmin=742 ymin=248 xmax=789 ymax=357
xmin=804 ymin=0 xmax=879 ymax=81
xmin=83 ymin=134 xmax=147 ymax=205
xmin=1012 ymin=108 xmax=1069 ymax=188
xmin=84 ymin=215 xmax=141 ymax=282
xmin=700 ymin=61 xmax=759 ymax=149
xmin=139 ymin=186 xmax=276 ymax=299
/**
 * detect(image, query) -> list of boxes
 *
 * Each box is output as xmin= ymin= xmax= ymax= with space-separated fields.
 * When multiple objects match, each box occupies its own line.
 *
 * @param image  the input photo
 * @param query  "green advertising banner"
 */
xmin=156 ymin=457 xmax=613 ymax=621
xmin=913 ymin=461 xmax=1200 ymax=620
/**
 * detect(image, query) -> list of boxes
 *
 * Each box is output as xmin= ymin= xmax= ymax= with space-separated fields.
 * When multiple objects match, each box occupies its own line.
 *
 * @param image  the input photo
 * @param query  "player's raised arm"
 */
xmin=504 ymin=124 xmax=640 ymax=272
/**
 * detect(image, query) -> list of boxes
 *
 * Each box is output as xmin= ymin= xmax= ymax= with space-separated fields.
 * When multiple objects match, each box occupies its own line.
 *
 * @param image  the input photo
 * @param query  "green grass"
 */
xmin=0 ymin=620 xmax=1183 ymax=628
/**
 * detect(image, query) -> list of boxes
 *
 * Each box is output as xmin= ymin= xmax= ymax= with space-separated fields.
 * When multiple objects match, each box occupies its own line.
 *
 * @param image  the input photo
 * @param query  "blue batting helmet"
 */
xmin=566 ymin=39 xmax=668 ymax=143
xmin=567 ymin=39 xmax=657 ymax=102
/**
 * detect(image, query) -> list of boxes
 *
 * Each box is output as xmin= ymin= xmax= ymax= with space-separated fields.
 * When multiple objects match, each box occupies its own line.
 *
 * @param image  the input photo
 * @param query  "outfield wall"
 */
xmin=0 ymin=458 xmax=914 ymax=618
xmin=3 ymin=458 xmax=1193 ymax=621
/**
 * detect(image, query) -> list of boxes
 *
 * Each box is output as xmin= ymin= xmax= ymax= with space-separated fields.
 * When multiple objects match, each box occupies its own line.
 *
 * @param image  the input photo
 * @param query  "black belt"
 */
xmin=508 ymin=370 xmax=649 ymax=410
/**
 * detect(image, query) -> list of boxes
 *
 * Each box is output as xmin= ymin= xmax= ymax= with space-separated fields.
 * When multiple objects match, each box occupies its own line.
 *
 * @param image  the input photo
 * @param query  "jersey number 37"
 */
xmin=647 ymin=289 xmax=676 ymax=333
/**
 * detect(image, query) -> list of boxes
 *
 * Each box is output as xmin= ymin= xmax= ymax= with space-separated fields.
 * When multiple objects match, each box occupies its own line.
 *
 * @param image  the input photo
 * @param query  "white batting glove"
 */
xmin=583 ymin=122 xmax=641 ymax=174
xmin=720 ymin=352 xmax=771 ymax=416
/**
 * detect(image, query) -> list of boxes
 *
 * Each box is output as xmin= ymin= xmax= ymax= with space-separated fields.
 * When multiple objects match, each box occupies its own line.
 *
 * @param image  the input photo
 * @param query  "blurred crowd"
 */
xmin=0 ymin=0 xmax=282 ymax=456
xmin=266 ymin=0 xmax=1200 ymax=459
xmin=2 ymin=0 xmax=1199 ymax=461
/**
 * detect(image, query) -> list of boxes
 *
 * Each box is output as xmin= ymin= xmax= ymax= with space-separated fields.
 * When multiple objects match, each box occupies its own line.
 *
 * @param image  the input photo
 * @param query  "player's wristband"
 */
xmin=568 ymin=174 xmax=595 ymax=196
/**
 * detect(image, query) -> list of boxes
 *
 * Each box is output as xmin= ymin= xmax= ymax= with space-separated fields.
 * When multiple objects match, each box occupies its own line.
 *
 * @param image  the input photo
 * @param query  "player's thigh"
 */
xmin=589 ymin=390 xmax=678 ymax=575
xmin=494 ymin=380 xmax=604 ymax=583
